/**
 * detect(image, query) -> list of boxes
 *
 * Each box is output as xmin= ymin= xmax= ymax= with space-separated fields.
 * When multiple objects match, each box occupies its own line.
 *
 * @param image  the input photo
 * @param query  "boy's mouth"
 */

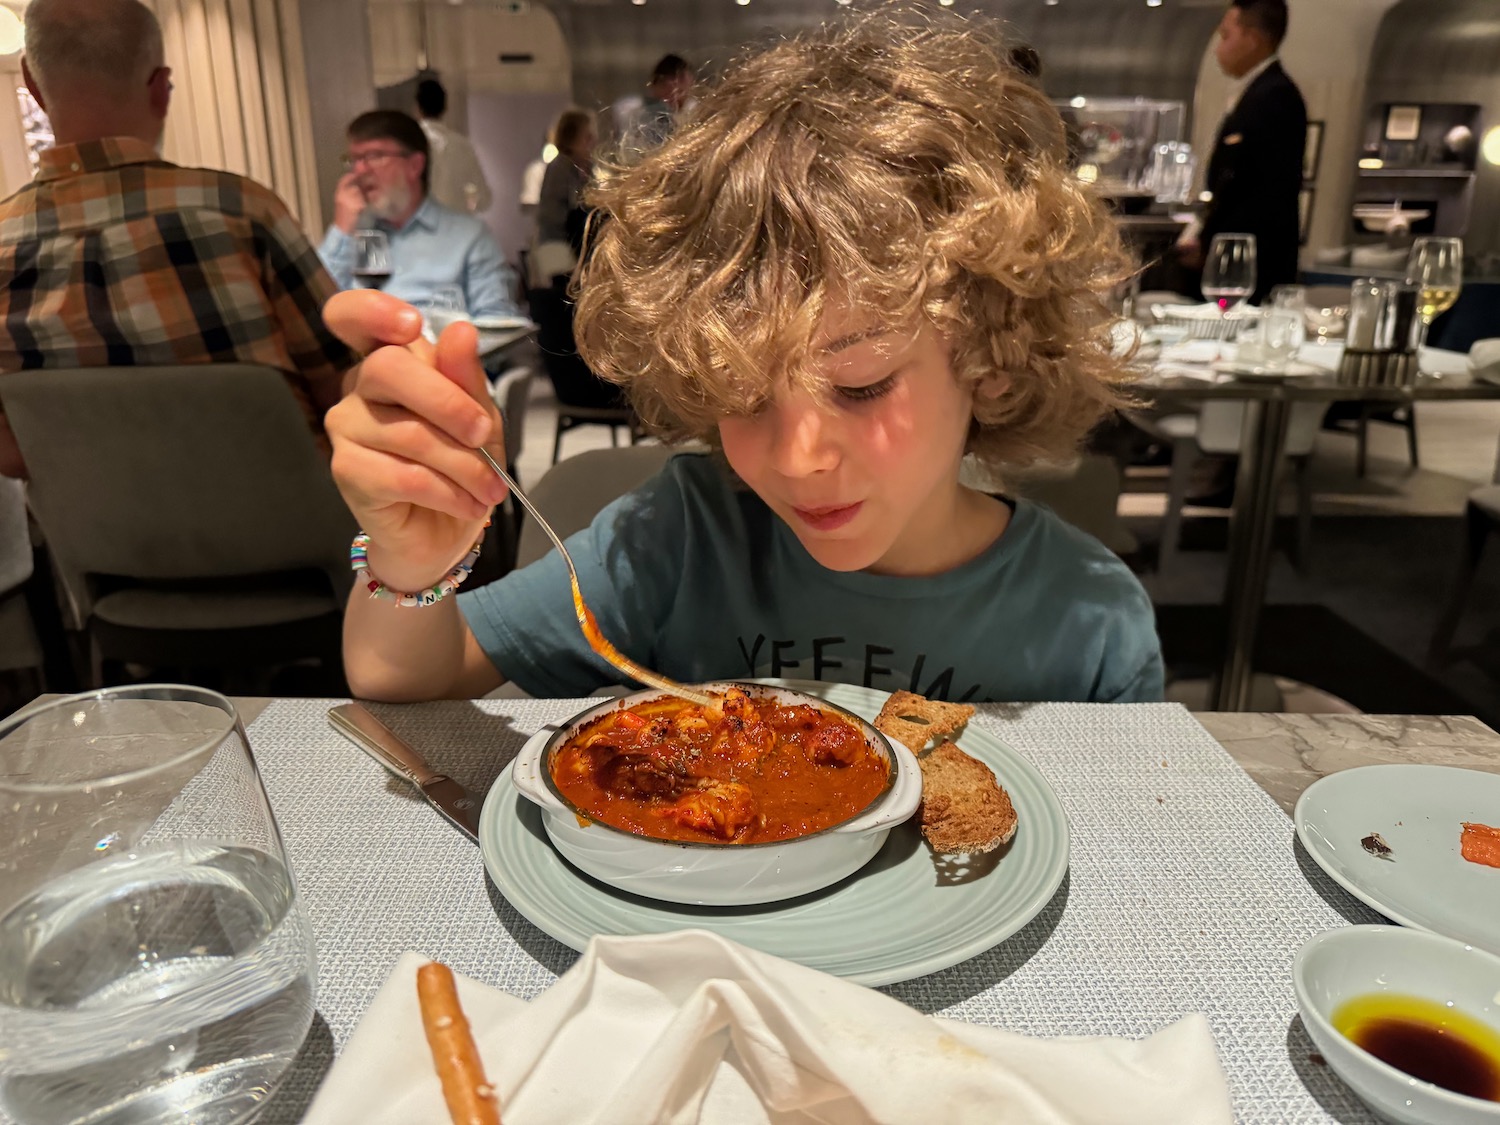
xmin=792 ymin=503 xmax=862 ymax=532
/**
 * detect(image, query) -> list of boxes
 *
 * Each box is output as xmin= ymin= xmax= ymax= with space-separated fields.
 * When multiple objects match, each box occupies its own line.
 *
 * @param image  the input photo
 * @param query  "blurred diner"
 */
xmin=414 ymin=77 xmax=493 ymax=216
xmin=318 ymin=109 xmax=520 ymax=322
xmin=0 ymin=0 xmax=355 ymax=478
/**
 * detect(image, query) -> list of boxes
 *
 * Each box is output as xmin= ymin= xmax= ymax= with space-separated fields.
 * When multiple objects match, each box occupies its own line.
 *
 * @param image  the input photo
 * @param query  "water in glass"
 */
xmin=0 ymin=687 xmax=317 ymax=1125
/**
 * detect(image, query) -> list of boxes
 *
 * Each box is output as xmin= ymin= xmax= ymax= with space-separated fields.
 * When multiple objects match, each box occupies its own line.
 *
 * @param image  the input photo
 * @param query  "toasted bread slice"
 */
xmin=918 ymin=741 xmax=1018 ymax=854
xmin=873 ymin=691 xmax=976 ymax=754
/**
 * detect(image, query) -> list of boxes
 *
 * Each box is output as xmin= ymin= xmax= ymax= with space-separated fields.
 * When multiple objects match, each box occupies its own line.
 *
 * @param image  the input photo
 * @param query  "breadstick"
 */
xmin=416 ymin=962 xmax=501 ymax=1125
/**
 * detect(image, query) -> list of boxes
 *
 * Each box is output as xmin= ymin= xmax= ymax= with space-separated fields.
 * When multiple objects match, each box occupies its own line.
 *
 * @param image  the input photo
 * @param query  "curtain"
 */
xmin=146 ymin=0 xmax=323 ymax=234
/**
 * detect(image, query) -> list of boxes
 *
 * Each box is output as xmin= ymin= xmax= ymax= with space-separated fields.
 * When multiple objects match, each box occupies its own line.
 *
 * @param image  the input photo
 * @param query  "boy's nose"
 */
xmin=768 ymin=399 xmax=840 ymax=478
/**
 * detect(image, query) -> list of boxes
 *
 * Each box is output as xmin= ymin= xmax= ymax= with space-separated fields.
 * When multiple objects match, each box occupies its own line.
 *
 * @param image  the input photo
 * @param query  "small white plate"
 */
xmin=1212 ymin=359 xmax=1326 ymax=381
xmin=1294 ymin=764 xmax=1500 ymax=954
xmin=471 ymin=315 xmax=536 ymax=332
xmin=1294 ymin=925 xmax=1500 ymax=1125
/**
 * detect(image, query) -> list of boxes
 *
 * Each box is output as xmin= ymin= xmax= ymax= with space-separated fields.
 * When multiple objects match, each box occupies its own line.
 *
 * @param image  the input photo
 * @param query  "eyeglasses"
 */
xmin=340 ymin=149 xmax=411 ymax=172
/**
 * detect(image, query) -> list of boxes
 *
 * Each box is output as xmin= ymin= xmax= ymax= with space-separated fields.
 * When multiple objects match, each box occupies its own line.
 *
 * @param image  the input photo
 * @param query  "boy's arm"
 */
xmin=343 ymin=579 xmax=504 ymax=701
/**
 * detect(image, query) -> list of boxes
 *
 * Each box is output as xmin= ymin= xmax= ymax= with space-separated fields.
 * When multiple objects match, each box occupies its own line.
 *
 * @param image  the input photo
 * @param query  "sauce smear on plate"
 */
xmin=1461 ymin=822 xmax=1500 ymax=869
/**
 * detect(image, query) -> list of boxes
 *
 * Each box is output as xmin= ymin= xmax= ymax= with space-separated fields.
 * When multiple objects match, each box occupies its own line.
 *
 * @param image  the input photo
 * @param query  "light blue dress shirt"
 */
xmin=318 ymin=197 xmax=521 ymax=320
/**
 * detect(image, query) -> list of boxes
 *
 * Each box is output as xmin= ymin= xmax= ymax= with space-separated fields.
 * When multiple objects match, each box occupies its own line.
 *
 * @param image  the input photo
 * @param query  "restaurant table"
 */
xmin=116 ymin=695 xmax=1490 ymax=1125
xmin=1141 ymin=343 xmax=1500 ymax=711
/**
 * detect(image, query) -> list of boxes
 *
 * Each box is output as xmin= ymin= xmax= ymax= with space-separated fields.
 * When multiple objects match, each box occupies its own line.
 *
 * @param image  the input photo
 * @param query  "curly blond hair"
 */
xmin=573 ymin=12 xmax=1137 ymax=469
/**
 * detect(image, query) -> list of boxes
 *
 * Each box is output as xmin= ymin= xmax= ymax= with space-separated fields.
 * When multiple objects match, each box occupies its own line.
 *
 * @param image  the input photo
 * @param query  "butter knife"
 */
xmin=328 ymin=703 xmax=480 ymax=841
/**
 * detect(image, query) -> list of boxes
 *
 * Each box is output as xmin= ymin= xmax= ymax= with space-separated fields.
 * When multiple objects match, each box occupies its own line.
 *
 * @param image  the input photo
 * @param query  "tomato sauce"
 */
xmin=549 ymin=689 xmax=889 ymax=844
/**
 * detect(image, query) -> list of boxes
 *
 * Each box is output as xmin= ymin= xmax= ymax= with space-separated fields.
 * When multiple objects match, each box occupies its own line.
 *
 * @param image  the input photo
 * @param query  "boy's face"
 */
xmin=718 ymin=309 xmax=977 ymax=576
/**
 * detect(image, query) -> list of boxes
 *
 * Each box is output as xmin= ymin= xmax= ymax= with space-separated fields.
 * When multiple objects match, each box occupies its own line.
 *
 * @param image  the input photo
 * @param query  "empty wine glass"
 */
xmin=1405 ymin=236 xmax=1463 ymax=350
xmin=352 ymin=229 xmax=392 ymax=290
xmin=1203 ymin=233 xmax=1257 ymax=315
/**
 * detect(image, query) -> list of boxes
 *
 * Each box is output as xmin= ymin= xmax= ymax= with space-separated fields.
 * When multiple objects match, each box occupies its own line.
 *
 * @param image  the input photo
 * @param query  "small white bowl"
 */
xmin=1294 ymin=925 xmax=1500 ymax=1125
xmin=510 ymin=683 xmax=922 ymax=906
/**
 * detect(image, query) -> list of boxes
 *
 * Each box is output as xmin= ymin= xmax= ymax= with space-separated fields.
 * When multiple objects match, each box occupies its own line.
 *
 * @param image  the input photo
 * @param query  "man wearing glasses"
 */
xmin=318 ymin=110 xmax=521 ymax=321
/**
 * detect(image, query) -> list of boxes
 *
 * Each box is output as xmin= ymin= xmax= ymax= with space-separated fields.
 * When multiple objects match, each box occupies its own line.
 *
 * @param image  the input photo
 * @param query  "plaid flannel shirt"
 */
xmin=0 ymin=137 xmax=357 ymax=440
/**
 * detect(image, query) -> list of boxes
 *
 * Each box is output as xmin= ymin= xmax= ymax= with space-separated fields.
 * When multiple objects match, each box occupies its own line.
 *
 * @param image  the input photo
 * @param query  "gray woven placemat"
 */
xmin=3 ymin=698 xmax=1386 ymax=1124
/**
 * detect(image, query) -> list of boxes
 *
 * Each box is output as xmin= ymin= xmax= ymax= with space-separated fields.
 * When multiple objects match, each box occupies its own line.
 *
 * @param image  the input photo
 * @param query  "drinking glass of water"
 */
xmin=352 ymin=229 xmax=392 ymax=290
xmin=0 ymin=685 xmax=317 ymax=1125
xmin=1203 ymin=233 xmax=1257 ymax=314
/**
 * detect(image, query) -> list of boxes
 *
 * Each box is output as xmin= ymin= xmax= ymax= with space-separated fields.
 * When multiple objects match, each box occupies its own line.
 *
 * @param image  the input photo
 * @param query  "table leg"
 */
xmin=1211 ymin=395 xmax=1291 ymax=711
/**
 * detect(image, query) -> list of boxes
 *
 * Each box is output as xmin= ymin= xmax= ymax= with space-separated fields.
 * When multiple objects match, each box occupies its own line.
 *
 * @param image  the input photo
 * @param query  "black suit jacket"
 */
xmin=1201 ymin=60 xmax=1308 ymax=304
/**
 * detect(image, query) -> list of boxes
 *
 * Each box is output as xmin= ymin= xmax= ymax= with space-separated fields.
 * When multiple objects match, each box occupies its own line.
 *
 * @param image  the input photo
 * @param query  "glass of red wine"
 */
xmin=1203 ymin=233 xmax=1257 ymax=314
xmin=352 ymin=229 xmax=392 ymax=290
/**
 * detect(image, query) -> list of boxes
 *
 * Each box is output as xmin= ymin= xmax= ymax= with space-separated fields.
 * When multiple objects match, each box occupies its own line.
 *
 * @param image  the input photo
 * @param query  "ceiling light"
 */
xmin=632 ymin=0 xmax=645 ymax=5
xmin=1146 ymin=0 xmax=1161 ymax=6
xmin=0 ymin=8 xmax=23 ymax=56
xmin=1070 ymin=96 xmax=1087 ymax=109
xmin=1482 ymin=127 xmax=1500 ymax=166
xmin=1045 ymin=0 xmax=1060 ymax=6
xmin=736 ymin=0 xmax=751 ymax=5
xmin=940 ymin=0 xmax=955 ymax=5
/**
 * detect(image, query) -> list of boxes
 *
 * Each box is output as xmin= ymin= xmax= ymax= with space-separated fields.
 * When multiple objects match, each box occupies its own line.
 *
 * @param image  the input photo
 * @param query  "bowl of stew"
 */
xmin=509 ymin=683 xmax=922 ymax=905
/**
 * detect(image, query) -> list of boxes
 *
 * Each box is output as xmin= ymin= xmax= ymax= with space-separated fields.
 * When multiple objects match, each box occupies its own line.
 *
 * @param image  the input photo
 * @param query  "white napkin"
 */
xmin=1469 ymin=338 xmax=1500 ymax=385
xmin=304 ymin=930 xmax=1234 ymax=1125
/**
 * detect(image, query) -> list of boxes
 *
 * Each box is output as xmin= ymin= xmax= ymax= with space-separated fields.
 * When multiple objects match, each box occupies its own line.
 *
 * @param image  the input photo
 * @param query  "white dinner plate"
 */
xmin=471 ymin=315 xmax=536 ymax=332
xmin=479 ymin=681 xmax=1070 ymax=986
xmin=1293 ymin=764 xmax=1500 ymax=954
xmin=1211 ymin=359 xmax=1326 ymax=381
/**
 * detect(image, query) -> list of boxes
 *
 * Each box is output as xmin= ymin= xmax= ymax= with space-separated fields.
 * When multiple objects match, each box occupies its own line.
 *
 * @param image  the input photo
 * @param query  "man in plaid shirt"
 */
xmin=0 ymin=0 xmax=358 ymax=479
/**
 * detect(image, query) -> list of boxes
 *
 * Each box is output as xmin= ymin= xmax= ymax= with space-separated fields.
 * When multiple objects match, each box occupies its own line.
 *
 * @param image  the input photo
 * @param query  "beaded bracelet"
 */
xmin=350 ymin=522 xmax=489 ymax=607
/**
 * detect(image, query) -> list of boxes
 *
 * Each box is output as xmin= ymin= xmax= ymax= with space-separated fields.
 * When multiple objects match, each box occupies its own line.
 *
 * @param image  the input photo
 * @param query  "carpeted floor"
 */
xmin=1128 ymin=513 xmax=1500 ymax=727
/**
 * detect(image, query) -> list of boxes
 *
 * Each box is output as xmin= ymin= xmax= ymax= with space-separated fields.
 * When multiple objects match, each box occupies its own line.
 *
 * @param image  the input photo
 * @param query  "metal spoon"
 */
xmin=476 ymin=447 xmax=716 ymax=707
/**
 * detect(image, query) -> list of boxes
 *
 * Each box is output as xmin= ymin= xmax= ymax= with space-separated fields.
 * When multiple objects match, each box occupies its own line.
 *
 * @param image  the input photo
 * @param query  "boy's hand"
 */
xmin=325 ymin=291 xmax=509 ymax=593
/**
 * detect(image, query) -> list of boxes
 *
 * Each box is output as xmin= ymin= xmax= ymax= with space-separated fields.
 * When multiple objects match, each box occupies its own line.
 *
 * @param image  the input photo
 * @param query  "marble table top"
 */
xmin=1190 ymin=712 xmax=1500 ymax=814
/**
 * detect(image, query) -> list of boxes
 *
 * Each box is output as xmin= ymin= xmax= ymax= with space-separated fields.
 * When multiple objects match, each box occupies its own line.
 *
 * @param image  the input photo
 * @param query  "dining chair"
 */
xmin=0 ymin=364 xmax=356 ymax=688
xmin=1427 ymin=483 xmax=1500 ymax=667
xmin=1138 ymin=401 xmax=1323 ymax=573
xmin=515 ymin=445 xmax=678 ymax=569
xmin=0 ymin=477 xmax=43 ymax=695
xmin=526 ymin=279 xmax=642 ymax=463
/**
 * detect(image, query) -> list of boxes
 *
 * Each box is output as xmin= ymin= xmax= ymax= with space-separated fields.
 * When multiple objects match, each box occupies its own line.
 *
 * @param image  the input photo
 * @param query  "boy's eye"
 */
xmin=833 ymin=372 xmax=900 ymax=403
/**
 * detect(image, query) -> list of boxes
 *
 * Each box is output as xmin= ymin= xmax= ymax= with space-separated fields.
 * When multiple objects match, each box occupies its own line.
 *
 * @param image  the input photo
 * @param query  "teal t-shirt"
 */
xmin=460 ymin=453 xmax=1163 ymax=703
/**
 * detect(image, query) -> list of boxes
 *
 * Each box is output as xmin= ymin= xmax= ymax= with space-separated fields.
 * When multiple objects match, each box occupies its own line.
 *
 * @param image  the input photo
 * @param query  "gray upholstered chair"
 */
xmin=515 ymin=444 xmax=678 ymax=569
xmin=1428 ymin=484 xmax=1500 ymax=667
xmin=0 ymin=365 xmax=355 ymax=687
xmin=0 ymin=478 xmax=43 ymax=692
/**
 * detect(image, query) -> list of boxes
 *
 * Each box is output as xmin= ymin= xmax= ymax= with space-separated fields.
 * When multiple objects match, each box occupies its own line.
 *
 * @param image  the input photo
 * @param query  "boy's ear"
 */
xmin=975 ymin=373 xmax=1010 ymax=401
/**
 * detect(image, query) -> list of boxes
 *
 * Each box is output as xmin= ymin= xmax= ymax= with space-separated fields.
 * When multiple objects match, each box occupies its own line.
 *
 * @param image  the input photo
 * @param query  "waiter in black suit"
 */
xmin=1181 ymin=0 xmax=1307 ymax=305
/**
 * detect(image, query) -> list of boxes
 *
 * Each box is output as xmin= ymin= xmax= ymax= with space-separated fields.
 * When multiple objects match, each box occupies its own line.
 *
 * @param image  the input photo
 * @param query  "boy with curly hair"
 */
xmin=322 ymin=14 xmax=1163 ymax=705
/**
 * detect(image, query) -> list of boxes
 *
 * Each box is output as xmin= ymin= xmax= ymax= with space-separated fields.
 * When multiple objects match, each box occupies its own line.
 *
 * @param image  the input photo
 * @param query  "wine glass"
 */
xmin=352 ymin=228 xmax=392 ymax=290
xmin=0 ymin=685 xmax=317 ymax=1125
xmin=1203 ymin=233 xmax=1257 ymax=315
xmin=1405 ymin=236 xmax=1463 ymax=350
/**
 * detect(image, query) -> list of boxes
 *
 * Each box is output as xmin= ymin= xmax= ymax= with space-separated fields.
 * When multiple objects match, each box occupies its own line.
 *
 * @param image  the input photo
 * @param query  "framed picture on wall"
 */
xmin=1298 ymin=188 xmax=1315 ymax=245
xmin=1385 ymin=105 xmax=1422 ymax=142
xmin=1303 ymin=120 xmax=1324 ymax=182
